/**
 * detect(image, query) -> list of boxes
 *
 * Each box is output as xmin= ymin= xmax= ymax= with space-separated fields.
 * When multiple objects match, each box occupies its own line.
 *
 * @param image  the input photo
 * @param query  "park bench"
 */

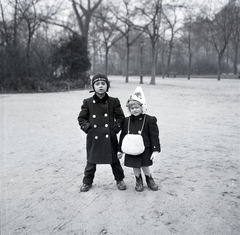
xmin=167 ymin=72 xmax=177 ymax=77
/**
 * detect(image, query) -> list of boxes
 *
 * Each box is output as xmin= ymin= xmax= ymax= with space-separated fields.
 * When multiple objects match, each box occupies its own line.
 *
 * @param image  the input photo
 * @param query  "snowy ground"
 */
xmin=1 ymin=76 xmax=240 ymax=235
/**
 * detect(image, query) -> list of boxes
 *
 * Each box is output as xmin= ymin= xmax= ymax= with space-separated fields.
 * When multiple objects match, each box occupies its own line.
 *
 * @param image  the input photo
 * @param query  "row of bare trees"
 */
xmin=85 ymin=0 xmax=240 ymax=82
xmin=60 ymin=0 xmax=240 ymax=82
xmin=0 ymin=0 xmax=240 ymax=91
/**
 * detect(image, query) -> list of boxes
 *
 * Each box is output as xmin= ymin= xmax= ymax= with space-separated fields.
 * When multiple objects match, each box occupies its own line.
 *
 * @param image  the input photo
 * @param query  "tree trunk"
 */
xmin=26 ymin=35 xmax=31 ymax=77
xmin=233 ymin=42 xmax=239 ymax=75
xmin=188 ymin=53 xmax=192 ymax=80
xmin=150 ymin=42 xmax=156 ymax=85
xmin=13 ymin=0 xmax=18 ymax=48
xmin=217 ymin=55 xmax=222 ymax=81
xmin=166 ymin=40 xmax=173 ymax=74
xmin=161 ymin=60 xmax=165 ymax=79
xmin=125 ymin=44 xmax=130 ymax=83
xmin=92 ymin=40 xmax=96 ymax=74
xmin=104 ymin=47 xmax=109 ymax=76
xmin=72 ymin=0 xmax=102 ymax=48
xmin=161 ymin=43 xmax=165 ymax=79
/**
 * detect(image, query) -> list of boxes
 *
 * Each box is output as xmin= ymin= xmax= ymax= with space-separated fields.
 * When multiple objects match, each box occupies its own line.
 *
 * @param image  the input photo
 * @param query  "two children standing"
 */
xmin=77 ymin=73 xmax=161 ymax=192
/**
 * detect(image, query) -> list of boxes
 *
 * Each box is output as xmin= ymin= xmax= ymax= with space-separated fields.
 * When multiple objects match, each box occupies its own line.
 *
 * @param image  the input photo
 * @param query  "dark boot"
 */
xmin=80 ymin=183 xmax=92 ymax=192
xmin=116 ymin=180 xmax=127 ymax=190
xmin=145 ymin=175 xmax=158 ymax=191
xmin=135 ymin=174 xmax=143 ymax=192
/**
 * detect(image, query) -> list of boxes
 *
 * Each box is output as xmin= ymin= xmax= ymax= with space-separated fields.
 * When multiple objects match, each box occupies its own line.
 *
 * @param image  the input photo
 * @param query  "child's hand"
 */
xmin=117 ymin=152 xmax=124 ymax=159
xmin=150 ymin=151 xmax=159 ymax=161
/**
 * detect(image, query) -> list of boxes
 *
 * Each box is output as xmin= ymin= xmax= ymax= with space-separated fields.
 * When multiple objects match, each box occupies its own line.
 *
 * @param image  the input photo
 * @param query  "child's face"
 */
xmin=129 ymin=103 xmax=143 ymax=116
xmin=94 ymin=81 xmax=107 ymax=95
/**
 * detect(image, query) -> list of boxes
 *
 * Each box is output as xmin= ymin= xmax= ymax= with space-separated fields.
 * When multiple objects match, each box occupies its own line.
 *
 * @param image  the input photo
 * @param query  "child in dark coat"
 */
xmin=118 ymin=86 xmax=161 ymax=192
xmin=77 ymin=73 xmax=126 ymax=192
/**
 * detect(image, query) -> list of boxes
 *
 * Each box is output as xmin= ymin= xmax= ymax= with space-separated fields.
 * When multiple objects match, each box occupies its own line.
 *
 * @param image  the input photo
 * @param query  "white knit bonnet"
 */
xmin=126 ymin=86 xmax=147 ymax=114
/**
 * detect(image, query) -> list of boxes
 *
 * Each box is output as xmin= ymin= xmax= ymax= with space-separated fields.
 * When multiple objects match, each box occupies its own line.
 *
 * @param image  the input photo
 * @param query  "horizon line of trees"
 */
xmin=0 ymin=0 xmax=240 ymax=92
xmin=88 ymin=0 xmax=240 ymax=82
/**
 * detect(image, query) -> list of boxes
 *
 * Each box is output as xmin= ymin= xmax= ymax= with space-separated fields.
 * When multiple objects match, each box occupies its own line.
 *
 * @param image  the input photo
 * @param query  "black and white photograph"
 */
xmin=1 ymin=0 xmax=240 ymax=234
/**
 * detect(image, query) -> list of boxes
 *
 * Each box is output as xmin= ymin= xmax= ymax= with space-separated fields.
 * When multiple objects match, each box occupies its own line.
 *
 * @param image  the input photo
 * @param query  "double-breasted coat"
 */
xmin=119 ymin=114 xmax=161 ymax=168
xmin=78 ymin=93 xmax=125 ymax=164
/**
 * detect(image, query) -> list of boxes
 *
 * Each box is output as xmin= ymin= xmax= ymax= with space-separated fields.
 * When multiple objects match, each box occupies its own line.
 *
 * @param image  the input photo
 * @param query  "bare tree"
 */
xmin=93 ymin=4 xmax=123 ymax=75
xmin=0 ymin=0 xmax=60 ymax=78
xmin=71 ymin=0 xmax=102 ymax=45
xmin=18 ymin=0 xmax=59 ymax=77
xmin=162 ymin=1 xmax=184 ymax=76
xmin=111 ymin=0 xmax=142 ymax=83
xmin=0 ymin=0 xmax=23 ymax=79
xmin=0 ymin=2 xmax=26 ymax=51
xmin=180 ymin=4 xmax=201 ymax=80
xmin=181 ymin=17 xmax=193 ymax=80
xmin=230 ymin=3 xmax=240 ymax=75
xmin=137 ymin=0 xmax=163 ymax=85
xmin=200 ymin=1 xmax=237 ymax=80
xmin=112 ymin=39 xmax=126 ymax=76
xmin=159 ymin=30 xmax=167 ymax=79
xmin=0 ymin=0 xmax=21 ymax=47
xmin=88 ymin=23 xmax=101 ymax=74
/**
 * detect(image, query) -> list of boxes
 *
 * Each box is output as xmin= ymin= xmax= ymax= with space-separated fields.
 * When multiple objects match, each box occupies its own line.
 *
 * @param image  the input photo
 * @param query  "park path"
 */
xmin=1 ymin=76 xmax=240 ymax=235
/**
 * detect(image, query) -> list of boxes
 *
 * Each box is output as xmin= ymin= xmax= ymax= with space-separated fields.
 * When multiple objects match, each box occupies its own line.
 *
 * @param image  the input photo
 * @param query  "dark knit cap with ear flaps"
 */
xmin=90 ymin=73 xmax=110 ymax=93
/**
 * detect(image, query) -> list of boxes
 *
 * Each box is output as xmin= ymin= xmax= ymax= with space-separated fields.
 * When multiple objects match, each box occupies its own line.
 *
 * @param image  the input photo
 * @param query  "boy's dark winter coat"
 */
xmin=78 ymin=94 xmax=125 ymax=164
xmin=119 ymin=114 xmax=161 ymax=168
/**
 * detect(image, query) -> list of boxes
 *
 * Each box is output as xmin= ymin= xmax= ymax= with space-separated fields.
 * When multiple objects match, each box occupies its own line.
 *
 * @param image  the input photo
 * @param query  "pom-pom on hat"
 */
xmin=127 ymin=86 xmax=147 ymax=114
xmin=90 ymin=73 xmax=110 ymax=92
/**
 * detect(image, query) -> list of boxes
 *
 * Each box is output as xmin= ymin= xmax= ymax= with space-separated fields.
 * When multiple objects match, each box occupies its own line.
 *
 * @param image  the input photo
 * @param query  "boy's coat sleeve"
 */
xmin=113 ymin=98 xmax=125 ymax=133
xmin=77 ymin=99 xmax=91 ymax=133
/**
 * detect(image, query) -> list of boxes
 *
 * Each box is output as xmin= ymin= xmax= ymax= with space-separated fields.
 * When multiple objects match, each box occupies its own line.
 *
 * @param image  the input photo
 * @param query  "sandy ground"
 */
xmin=1 ymin=76 xmax=240 ymax=235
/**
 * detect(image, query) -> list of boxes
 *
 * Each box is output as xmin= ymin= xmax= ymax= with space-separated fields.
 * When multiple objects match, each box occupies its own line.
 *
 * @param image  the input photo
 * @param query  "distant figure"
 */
xmin=118 ymin=86 xmax=161 ymax=192
xmin=77 ymin=73 xmax=126 ymax=192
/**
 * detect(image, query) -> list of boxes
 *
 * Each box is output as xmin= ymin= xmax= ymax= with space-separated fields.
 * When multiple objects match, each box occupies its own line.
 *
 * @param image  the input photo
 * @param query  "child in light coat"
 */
xmin=118 ymin=86 xmax=161 ymax=192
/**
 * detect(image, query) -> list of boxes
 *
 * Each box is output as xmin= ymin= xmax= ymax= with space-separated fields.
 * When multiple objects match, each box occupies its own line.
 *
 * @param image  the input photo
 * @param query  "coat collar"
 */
xmin=130 ymin=113 xmax=144 ymax=121
xmin=93 ymin=93 xmax=109 ymax=103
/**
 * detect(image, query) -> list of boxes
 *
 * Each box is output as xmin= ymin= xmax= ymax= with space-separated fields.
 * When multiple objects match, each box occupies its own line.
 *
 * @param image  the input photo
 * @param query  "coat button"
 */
xmin=94 ymin=124 xmax=97 ymax=128
xmin=138 ymin=130 xmax=141 ymax=134
xmin=105 ymin=124 xmax=108 ymax=127
xmin=95 ymin=136 xmax=98 ymax=139
xmin=104 ymin=113 xmax=108 ymax=117
xmin=105 ymin=134 xmax=109 ymax=138
xmin=93 ymin=100 xmax=96 ymax=103
xmin=93 ymin=115 xmax=96 ymax=118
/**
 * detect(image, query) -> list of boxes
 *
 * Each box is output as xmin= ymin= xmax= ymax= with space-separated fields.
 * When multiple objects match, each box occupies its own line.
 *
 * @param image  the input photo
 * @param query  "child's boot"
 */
xmin=116 ymin=180 xmax=127 ymax=190
xmin=135 ymin=174 xmax=143 ymax=192
xmin=80 ymin=183 xmax=92 ymax=192
xmin=145 ymin=175 xmax=158 ymax=191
